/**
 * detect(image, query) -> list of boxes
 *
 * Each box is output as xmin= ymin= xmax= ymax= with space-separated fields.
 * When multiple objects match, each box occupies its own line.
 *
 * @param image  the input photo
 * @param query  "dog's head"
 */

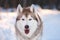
xmin=16 ymin=4 xmax=42 ymax=37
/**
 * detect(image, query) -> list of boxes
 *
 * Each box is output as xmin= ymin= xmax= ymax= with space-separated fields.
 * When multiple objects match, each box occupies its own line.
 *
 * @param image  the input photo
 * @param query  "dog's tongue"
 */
xmin=25 ymin=29 xmax=29 ymax=34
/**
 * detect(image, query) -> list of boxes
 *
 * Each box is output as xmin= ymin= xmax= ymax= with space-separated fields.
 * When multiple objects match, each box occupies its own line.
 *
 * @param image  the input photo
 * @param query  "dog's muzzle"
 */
xmin=25 ymin=25 xmax=29 ymax=34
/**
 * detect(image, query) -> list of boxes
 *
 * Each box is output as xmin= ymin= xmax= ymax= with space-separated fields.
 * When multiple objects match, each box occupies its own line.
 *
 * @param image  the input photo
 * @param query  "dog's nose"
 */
xmin=25 ymin=25 xmax=29 ymax=29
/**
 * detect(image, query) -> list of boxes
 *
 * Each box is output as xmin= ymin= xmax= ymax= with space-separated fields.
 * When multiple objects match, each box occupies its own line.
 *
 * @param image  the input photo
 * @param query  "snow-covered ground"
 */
xmin=0 ymin=6 xmax=60 ymax=40
xmin=42 ymin=14 xmax=60 ymax=40
xmin=0 ymin=12 xmax=17 ymax=40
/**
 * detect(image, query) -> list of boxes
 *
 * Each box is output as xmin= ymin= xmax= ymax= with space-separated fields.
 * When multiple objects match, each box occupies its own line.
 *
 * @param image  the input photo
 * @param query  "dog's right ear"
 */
xmin=17 ymin=4 xmax=23 ymax=14
xmin=30 ymin=4 xmax=34 ymax=13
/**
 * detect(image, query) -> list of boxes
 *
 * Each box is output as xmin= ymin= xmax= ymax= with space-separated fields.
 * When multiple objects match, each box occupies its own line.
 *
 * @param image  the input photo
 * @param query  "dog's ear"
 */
xmin=17 ymin=4 xmax=23 ymax=14
xmin=30 ymin=4 xmax=41 ymax=25
xmin=30 ymin=4 xmax=34 ymax=13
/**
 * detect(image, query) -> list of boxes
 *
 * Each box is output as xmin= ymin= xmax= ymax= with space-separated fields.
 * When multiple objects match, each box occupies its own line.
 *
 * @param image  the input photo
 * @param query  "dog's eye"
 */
xmin=22 ymin=19 xmax=25 ymax=21
xmin=29 ymin=19 xmax=32 ymax=21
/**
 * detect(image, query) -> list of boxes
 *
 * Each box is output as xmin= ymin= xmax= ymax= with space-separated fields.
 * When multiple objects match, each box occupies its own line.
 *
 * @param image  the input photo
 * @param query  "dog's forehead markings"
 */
xmin=22 ymin=8 xmax=32 ymax=17
xmin=16 ymin=8 xmax=38 ymax=22
xmin=22 ymin=8 xmax=37 ymax=20
xmin=22 ymin=8 xmax=31 ymax=13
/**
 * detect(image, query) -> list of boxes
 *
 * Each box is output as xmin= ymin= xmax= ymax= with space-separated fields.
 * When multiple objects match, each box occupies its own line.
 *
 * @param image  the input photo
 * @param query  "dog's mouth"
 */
xmin=24 ymin=25 xmax=30 ymax=34
xmin=25 ymin=29 xmax=29 ymax=34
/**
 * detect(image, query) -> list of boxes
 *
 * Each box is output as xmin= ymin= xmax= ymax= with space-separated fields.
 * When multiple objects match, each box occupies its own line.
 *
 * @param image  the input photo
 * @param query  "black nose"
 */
xmin=25 ymin=25 xmax=29 ymax=29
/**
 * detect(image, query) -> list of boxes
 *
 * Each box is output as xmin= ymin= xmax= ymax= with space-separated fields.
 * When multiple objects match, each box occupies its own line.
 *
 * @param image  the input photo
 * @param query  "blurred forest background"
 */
xmin=0 ymin=0 xmax=60 ymax=10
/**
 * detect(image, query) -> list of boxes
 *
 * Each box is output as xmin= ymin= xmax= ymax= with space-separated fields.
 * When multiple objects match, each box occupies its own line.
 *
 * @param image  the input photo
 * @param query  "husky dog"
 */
xmin=15 ymin=4 xmax=43 ymax=40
